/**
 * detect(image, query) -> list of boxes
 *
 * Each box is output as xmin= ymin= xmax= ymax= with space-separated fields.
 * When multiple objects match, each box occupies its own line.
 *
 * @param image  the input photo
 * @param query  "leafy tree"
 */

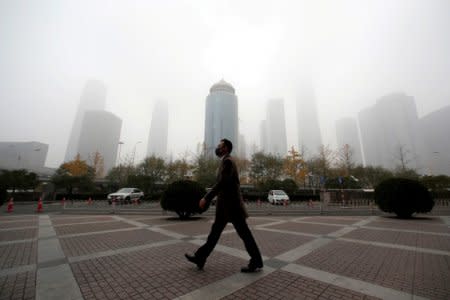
xmin=249 ymin=152 xmax=284 ymax=185
xmin=420 ymin=175 xmax=450 ymax=191
xmin=106 ymin=163 xmax=137 ymax=190
xmin=325 ymin=176 xmax=363 ymax=189
xmin=235 ymin=157 xmax=251 ymax=184
xmin=51 ymin=155 xmax=95 ymax=196
xmin=281 ymin=178 xmax=298 ymax=195
xmin=89 ymin=151 xmax=105 ymax=178
xmin=0 ymin=183 xmax=6 ymax=206
xmin=260 ymin=179 xmax=284 ymax=192
xmin=127 ymin=155 xmax=167 ymax=195
xmin=193 ymin=154 xmax=219 ymax=188
xmin=283 ymin=147 xmax=308 ymax=186
xmin=394 ymin=168 xmax=419 ymax=180
xmin=0 ymin=169 xmax=39 ymax=193
xmin=166 ymin=159 xmax=191 ymax=183
xmin=138 ymin=156 xmax=166 ymax=179
xmin=352 ymin=165 xmax=394 ymax=188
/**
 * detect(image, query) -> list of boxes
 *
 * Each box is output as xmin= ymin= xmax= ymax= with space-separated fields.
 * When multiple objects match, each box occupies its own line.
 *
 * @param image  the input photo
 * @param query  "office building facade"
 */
xmin=358 ymin=93 xmax=422 ymax=170
xmin=297 ymin=85 xmax=322 ymax=158
xmin=204 ymin=79 xmax=239 ymax=157
xmin=335 ymin=117 xmax=363 ymax=165
xmin=0 ymin=141 xmax=48 ymax=172
xmin=419 ymin=106 xmax=450 ymax=175
xmin=65 ymin=80 xmax=106 ymax=162
xmin=265 ymin=98 xmax=288 ymax=156
xmin=77 ymin=110 xmax=122 ymax=175
xmin=147 ymin=100 xmax=168 ymax=158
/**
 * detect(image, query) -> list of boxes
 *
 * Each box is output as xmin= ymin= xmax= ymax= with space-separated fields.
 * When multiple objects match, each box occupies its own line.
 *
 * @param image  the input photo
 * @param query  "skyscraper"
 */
xmin=358 ymin=93 xmax=422 ymax=170
xmin=419 ymin=105 xmax=450 ymax=175
xmin=204 ymin=79 xmax=238 ymax=157
xmin=335 ymin=117 xmax=363 ymax=165
xmin=77 ymin=110 xmax=122 ymax=175
xmin=259 ymin=120 xmax=268 ymax=153
xmin=147 ymin=100 xmax=168 ymax=158
xmin=65 ymin=80 xmax=106 ymax=162
xmin=297 ymin=84 xmax=322 ymax=158
xmin=238 ymin=134 xmax=247 ymax=159
xmin=265 ymin=98 xmax=287 ymax=156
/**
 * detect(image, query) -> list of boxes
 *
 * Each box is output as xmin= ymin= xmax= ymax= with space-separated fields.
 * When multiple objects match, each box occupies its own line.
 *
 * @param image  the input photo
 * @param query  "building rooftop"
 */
xmin=210 ymin=79 xmax=235 ymax=94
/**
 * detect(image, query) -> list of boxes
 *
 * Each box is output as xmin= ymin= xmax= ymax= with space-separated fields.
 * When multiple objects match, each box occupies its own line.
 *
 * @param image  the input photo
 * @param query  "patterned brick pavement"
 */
xmin=0 ymin=242 xmax=37 ymax=269
xmin=0 ymin=214 xmax=449 ymax=299
xmin=218 ymin=229 xmax=314 ymax=257
xmin=54 ymin=220 xmax=136 ymax=236
xmin=222 ymin=270 xmax=380 ymax=300
xmin=0 ymin=271 xmax=35 ymax=300
xmin=60 ymin=229 xmax=172 ymax=257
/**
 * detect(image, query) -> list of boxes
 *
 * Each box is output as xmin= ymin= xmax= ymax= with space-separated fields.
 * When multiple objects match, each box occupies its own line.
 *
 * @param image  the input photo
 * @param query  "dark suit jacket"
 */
xmin=204 ymin=154 xmax=248 ymax=222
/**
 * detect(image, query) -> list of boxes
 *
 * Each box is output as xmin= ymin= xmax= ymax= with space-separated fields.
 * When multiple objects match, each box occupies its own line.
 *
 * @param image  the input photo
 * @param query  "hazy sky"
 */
xmin=1 ymin=0 xmax=449 ymax=168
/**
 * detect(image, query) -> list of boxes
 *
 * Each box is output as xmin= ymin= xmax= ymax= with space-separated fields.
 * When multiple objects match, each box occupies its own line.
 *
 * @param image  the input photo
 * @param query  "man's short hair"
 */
xmin=221 ymin=138 xmax=233 ymax=153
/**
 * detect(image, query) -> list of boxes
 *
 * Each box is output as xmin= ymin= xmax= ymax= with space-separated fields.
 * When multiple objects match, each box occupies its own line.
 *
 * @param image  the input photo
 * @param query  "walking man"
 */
xmin=185 ymin=138 xmax=263 ymax=272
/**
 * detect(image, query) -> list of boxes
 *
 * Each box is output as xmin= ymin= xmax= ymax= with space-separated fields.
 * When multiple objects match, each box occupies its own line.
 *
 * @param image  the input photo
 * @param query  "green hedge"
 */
xmin=375 ymin=178 xmax=434 ymax=218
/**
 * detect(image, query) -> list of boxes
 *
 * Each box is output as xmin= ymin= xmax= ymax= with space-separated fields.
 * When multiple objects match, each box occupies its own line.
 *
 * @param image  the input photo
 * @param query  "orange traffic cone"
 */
xmin=87 ymin=197 xmax=93 ymax=205
xmin=36 ymin=197 xmax=43 ymax=213
xmin=7 ymin=198 xmax=14 ymax=213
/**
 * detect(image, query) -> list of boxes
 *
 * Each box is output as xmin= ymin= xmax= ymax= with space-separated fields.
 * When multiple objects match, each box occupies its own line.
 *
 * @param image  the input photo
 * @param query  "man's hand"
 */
xmin=199 ymin=198 xmax=206 ymax=210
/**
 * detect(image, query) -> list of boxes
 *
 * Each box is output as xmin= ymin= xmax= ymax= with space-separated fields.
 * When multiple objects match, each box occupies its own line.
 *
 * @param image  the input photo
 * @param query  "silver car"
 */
xmin=107 ymin=188 xmax=144 ymax=204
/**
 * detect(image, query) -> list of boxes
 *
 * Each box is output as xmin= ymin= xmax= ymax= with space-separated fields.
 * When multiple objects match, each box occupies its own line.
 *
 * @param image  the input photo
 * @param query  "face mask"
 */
xmin=215 ymin=147 xmax=223 ymax=157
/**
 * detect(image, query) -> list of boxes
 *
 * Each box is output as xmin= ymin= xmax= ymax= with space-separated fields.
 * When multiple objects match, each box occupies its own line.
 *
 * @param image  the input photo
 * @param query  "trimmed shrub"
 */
xmin=375 ymin=178 xmax=434 ymax=218
xmin=160 ymin=180 xmax=207 ymax=219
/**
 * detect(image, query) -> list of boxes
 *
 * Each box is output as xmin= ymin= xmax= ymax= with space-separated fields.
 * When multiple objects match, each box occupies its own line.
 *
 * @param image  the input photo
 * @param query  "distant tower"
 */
xmin=77 ymin=110 xmax=122 ymax=175
xmin=65 ymin=80 xmax=106 ymax=162
xmin=259 ymin=120 xmax=268 ymax=153
xmin=147 ymin=100 xmax=168 ymax=158
xmin=420 ymin=106 xmax=450 ymax=175
xmin=265 ymin=98 xmax=287 ymax=156
xmin=297 ymin=84 xmax=322 ymax=158
xmin=238 ymin=134 xmax=247 ymax=159
xmin=204 ymin=79 xmax=239 ymax=156
xmin=335 ymin=117 xmax=363 ymax=165
xmin=358 ymin=93 xmax=421 ymax=170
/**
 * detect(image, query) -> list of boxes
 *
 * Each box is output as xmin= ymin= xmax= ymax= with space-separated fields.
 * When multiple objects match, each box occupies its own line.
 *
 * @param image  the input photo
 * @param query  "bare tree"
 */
xmin=337 ymin=144 xmax=355 ymax=176
xmin=315 ymin=144 xmax=336 ymax=178
xmin=394 ymin=144 xmax=412 ymax=172
xmin=89 ymin=151 xmax=105 ymax=178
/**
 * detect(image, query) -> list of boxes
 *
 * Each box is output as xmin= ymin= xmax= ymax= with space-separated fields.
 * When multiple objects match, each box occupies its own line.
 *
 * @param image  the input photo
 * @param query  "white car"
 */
xmin=107 ymin=188 xmax=144 ymax=204
xmin=268 ymin=190 xmax=290 ymax=205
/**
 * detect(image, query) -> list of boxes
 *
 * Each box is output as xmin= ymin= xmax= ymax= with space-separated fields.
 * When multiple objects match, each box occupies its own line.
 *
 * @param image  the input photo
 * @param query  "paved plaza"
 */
xmin=0 ymin=212 xmax=449 ymax=299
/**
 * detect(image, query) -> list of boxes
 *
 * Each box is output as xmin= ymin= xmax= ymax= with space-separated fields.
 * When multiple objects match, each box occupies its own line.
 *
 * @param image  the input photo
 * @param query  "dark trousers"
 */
xmin=195 ymin=217 xmax=263 ymax=266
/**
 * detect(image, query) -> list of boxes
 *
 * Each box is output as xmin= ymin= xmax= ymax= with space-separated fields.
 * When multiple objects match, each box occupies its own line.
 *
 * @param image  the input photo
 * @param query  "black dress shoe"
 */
xmin=241 ymin=264 xmax=263 ymax=273
xmin=184 ymin=253 xmax=205 ymax=270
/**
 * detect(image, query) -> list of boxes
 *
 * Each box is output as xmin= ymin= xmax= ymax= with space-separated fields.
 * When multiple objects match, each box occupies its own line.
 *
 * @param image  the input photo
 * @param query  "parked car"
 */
xmin=268 ymin=190 xmax=290 ymax=205
xmin=107 ymin=188 xmax=144 ymax=204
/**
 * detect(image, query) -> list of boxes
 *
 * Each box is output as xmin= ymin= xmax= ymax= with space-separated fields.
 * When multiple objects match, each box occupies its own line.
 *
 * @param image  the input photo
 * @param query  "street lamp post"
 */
xmin=117 ymin=141 xmax=124 ymax=166
xmin=132 ymin=141 xmax=142 ymax=165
